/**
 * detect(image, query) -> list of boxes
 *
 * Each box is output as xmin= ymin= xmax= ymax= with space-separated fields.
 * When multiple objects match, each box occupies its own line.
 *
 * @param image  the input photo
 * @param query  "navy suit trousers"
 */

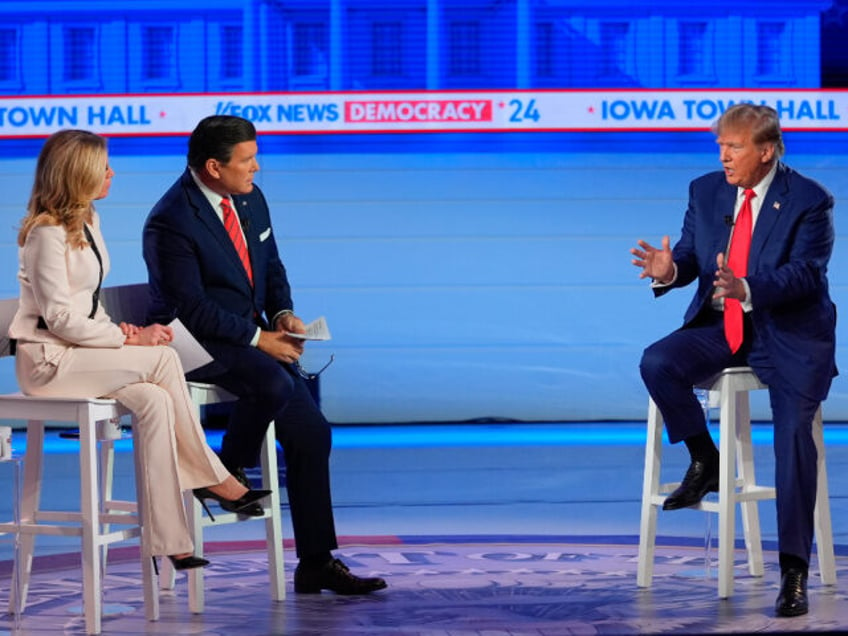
xmin=188 ymin=344 xmax=338 ymax=559
xmin=639 ymin=311 xmax=819 ymax=563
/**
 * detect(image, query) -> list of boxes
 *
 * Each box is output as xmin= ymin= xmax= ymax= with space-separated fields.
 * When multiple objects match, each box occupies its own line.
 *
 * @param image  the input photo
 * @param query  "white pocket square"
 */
xmin=259 ymin=228 xmax=271 ymax=242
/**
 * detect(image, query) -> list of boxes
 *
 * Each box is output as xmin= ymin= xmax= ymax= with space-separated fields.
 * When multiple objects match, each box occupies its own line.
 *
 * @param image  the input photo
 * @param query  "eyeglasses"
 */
xmin=293 ymin=354 xmax=335 ymax=380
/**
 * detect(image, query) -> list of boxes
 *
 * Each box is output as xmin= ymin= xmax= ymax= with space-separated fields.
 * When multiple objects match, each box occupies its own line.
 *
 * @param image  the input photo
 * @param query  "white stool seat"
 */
xmin=637 ymin=366 xmax=837 ymax=598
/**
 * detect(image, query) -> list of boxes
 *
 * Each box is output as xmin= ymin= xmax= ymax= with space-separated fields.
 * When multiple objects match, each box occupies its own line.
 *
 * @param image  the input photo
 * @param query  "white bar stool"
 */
xmin=0 ymin=404 xmax=158 ymax=635
xmin=637 ymin=366 xmax=837 ymax=598
xmin=0 ymin=427 xmax=22 ymax=633
xmin=158 ymin=382 xmax=285 ymax=613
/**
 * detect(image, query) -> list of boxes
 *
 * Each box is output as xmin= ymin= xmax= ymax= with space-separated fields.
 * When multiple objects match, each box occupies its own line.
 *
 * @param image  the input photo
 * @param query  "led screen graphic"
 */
xmin=1 ymin=1 xmax=847 ymax=138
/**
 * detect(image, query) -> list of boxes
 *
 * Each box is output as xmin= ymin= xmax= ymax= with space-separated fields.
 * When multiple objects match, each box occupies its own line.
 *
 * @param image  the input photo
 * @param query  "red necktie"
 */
xmin=723 ymin=188 xmax=755 ymax=353
xmin=221 ymin=198 xmax=253 ymax=286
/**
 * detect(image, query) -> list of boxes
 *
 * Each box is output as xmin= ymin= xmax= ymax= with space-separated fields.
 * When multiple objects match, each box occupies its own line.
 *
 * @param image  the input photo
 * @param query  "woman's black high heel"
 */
xmin=192 ymin=487 xmax=272 ymax=521
xmin=151 ymin=554 xmax=210 ymax=575
xmin=169 ymin=554 xmax=210 ymax=570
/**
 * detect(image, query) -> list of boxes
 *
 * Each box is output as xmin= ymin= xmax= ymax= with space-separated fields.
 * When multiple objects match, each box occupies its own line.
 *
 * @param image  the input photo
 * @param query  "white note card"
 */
xmin=167 ymin=318 xmax=214 ymax=372
xmin=286 ymin=316 xmax=332 ymax=341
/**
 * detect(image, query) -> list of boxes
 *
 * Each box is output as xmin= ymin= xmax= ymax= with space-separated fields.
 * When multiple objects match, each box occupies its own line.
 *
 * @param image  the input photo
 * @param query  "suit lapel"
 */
xmin=715 ymin=182 xmax=736 ymax=256
xmin=749 ymin=164 xmax=788 ymax=266
xmin=184 ymin=172 xmax=253 ymax=287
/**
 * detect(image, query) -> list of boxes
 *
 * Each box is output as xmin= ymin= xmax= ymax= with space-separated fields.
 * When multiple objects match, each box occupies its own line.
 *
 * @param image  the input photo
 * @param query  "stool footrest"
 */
xmin=10 ymin=522 xmax=142 ymax=544
xmin=29 ymin=510 xmax=141 ymax=526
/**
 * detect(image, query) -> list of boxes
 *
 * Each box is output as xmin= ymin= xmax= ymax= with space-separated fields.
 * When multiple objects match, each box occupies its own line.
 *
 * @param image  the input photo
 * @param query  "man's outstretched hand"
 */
xmin=631 ymin=235 xmax=674 ymax=282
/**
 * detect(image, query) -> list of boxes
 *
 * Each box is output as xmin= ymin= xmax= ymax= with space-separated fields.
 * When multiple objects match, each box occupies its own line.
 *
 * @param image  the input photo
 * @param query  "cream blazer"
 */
xmin=9 ymin=211 xmax=126 ymax=367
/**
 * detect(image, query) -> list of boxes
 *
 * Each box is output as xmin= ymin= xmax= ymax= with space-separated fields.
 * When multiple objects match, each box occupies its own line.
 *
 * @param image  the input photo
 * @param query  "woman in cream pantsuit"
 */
xmin=8 ymin=129 xmax=269 ymax=570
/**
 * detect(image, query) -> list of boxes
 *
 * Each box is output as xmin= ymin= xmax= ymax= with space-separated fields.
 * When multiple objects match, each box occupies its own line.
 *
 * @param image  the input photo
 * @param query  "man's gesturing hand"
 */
xmin=631 ymin=235 xmax=674 ymax=283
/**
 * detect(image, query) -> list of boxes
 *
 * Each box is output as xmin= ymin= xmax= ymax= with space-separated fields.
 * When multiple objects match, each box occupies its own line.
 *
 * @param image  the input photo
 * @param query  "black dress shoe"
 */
xmin=232 ymin=467 xmax=252 ymax=488
xmin=235 ymin=501 xmax=265 ymax=517
xmin=776 ymin=568 xmax=808 ymax=617
xmin=662 ymin=459 xmax=719 ymax=510
xmin=226 ymin=467 xmax=264 ymax=517
xmin=294 ymin=558 xmax=388 ymax=595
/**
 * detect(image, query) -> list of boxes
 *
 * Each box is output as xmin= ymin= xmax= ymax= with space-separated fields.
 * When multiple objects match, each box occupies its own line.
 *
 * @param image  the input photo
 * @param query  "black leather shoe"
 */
xmin=232 ymin=467 xmax=252 ymax=488
xmin=775 ymin=568 xmax=808 ymax=617
xmin=235 ymin=501 xmax=265 ymax=517
xmin=662 ymin=459 xmax=719 ymax=510
xmin=294 ymin=558 xmax=388 ymax=595
xmin=225 ymin=467 xmax=264 ymax=517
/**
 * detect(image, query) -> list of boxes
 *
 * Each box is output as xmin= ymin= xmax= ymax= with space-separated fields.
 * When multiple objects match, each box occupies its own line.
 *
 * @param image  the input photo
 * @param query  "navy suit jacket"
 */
xmin=143 ymin=169 xmax=293 ymax=359
xmin=659 ymin=162 xmax=837 ymax=402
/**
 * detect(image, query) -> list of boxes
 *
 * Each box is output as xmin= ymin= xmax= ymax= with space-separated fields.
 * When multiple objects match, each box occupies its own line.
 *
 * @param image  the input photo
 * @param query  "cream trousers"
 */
xmin=15 ymin=343 xmax=230 ymax=557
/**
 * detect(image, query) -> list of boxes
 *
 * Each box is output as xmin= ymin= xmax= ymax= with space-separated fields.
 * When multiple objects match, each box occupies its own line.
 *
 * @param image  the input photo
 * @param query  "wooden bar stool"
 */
xmin=637 ymin=366 xmax=837 ymax=598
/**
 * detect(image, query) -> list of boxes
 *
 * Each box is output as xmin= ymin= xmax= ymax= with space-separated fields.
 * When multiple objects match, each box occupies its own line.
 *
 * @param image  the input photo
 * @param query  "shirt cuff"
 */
xmin=250 ymin=326 xmax=261 ymax=347
xmin=740 ymin=279 xmax=753 ymax=313
xmin=650 ymin=263 xmax=678 ymax=288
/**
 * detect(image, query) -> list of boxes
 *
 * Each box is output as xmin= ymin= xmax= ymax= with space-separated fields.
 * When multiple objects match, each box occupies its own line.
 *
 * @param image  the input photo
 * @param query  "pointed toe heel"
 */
xmin=168 ymin=554 xmax=210 ymax=571
xmin=193 ymin=487 xmax=273 ymax=519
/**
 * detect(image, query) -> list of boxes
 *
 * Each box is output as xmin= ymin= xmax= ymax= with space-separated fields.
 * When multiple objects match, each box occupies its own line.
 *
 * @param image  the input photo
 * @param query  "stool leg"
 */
xmin=637 ymin=399 xmax=664 ymax=588
xmin=734 ymin=393 xmax=765 ymax=578
xmin=186 ymin=491 xmax=206 ymax=614
xmin=99 ymin=439 xmax=115 ymax=581
xmin=158 ymin=553 xmax=176 ymax=591
xmin=185 ymin=390 xmax=207 ymax=614
xmin=697 ymin=388 xmax=715 ymax=577
xmin=811 ymin=407 xmax=837 ymax=586
xmin=7 ymin=455 xmax=22 ymax=631
xmin=717 ymin=381 xmax=737 ymax=599
xmin=260 ymin=425 xmax=285 ymax=601
xmin=131 ymin=417 xmax=159 ymax=622
xmin=14 ymin=420 xmax=46 ymax=615
xmin=78 ymin=418 xmax=102 ymax=635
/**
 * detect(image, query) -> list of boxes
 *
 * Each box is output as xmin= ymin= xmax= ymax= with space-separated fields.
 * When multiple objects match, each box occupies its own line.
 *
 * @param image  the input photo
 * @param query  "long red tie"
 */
xmin=221 ymin=198 xmax=253 ymax=286
xmin=724 ymin=188 xmax=755 ymax=353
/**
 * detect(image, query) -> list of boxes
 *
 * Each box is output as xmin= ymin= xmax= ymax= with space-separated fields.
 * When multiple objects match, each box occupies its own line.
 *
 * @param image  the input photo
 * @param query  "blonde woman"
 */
xmin=8 ymin=129 xmax=269 ymax=570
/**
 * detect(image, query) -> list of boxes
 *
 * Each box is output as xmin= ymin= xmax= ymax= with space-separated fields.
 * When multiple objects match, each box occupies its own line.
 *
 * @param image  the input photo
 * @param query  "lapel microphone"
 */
xmin=724 ymin=215 xmax=734 ymax=227
xmin=237 ymin=199 xmax=250 ymax=231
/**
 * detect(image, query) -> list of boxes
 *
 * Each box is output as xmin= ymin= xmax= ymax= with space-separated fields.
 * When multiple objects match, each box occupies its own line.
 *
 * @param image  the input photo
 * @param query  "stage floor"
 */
xmin=2 ymin=539 xmax=847 ymax=635
xmin=1 ymin=422 xmax=847 ymax=634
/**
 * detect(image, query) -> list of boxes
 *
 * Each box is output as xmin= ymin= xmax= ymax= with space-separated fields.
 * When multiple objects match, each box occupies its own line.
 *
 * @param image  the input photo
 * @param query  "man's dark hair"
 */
xmin=187 ymin=115 xmax=257 ymax=170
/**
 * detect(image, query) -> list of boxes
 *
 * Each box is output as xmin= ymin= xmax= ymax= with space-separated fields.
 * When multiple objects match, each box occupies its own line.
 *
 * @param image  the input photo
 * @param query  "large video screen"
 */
xmin=1 ymin=1 xmax=846 ymax=140
xmin=2 ymin=2 xmax=847 ymax=424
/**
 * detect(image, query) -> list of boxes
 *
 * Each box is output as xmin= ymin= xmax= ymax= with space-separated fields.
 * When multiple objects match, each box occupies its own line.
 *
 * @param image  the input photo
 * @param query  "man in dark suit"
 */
xmin=143 ymin=115 xmax=387 ymax=595
xmin=630 ymin=104 xmax=836 ymax=617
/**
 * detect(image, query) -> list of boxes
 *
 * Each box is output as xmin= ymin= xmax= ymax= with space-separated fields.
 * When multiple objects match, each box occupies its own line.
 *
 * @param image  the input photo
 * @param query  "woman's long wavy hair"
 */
xmin=18 ymin=129 xmax=107 ymax=249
